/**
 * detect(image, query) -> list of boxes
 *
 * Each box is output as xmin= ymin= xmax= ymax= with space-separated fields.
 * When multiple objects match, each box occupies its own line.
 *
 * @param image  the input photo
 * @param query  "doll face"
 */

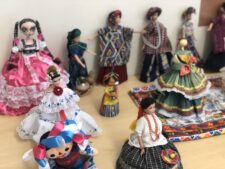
xmin=179 ymin=39 xmax=188 ymax=47
xmin=144 ymin=103 xmax=156 ymax=114
xmin=20 ymin=21 xmax=36 ymax=38
xmin=186 ymin=14 xmax=192 ymax=20
xmin=115 ymin=16 xmax=121 ymax=24
xmin=46 ymin=142 xmax=73 ymax=159
xmin=108 ymin=77 xmax=116 ymax=86
xmin=151 ymin=13 xmax=159 ymax=21
xmin=73 ymin=36 xmax=80 ymax=43
xmin=52 ymin=76 xmax=61 ymax=86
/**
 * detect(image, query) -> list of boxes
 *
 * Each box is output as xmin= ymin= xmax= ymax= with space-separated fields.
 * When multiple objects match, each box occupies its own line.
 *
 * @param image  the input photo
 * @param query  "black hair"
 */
xmin=182 ymin=7 xmax=196 ymax=19
xmin=35 ymin=20 xmax=42 ymax=34
xmin=19 ymin=18 xmax=36 ymax=29
xmin=40 ymin=131 xmax=50 ymax=150
xmin=14 ymin=22 xmax=19 ymax=39
xmin=67 ymin=29 xmax=81 ymax=55
xmin=140 ymin=97 xmax=155 ymax=109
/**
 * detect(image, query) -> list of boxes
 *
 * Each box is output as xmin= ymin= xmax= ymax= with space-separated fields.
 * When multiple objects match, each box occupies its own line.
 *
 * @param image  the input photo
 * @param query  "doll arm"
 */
xmin=85 ymin=49 xmax=96 ymax=56
xmin=138 ymin=136 xmax=145 ymax=155
xmin=74 ymin=55 xmax=86 ymax=68
xmin=135 ymin=118 xmax=145 ymax=155
xmin=208 ymin=22 xmax=214 ymax=31
xmin=87 ymin=32 xmax=98 ymax=41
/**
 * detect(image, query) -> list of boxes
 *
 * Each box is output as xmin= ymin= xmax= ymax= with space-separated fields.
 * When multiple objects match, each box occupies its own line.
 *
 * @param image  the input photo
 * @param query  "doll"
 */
xmin=116 ymin=97 xmax=183 ymax=169
xmin=0 ymin=18 xmax=69 ymax=116
xmin=99 ymin=72 xmax=119 ymax=117
xmin=204 ymin=2 xmax=225 ymax=72
xmin=140 ymin=7 xmax=173 ymax=83
xmin=180 ymin=7 xmax=200 ymax=59
xmin=97 ymin=10 xmax=134 ymax=84
xmin=155 ymin=39 xmax=211 ymax=121
xmin=67 ymin=29 xmax=96 ymax=93
xmin=17 ymin=66 xmax=102 ymax=143
xmin=24 ymin=118 xmax=98 ymax=169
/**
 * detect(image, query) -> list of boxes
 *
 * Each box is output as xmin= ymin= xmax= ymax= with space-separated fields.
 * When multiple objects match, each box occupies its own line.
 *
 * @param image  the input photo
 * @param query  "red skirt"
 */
xmin=97 ymin=65 xmax=128 ymax=84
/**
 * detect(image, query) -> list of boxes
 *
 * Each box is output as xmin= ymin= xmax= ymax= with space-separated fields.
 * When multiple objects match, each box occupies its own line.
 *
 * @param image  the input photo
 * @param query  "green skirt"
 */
xmin=156 ymin=91 xmax=204 ymax=117
xmin=155 ymin=62 xmax=210 ymax=100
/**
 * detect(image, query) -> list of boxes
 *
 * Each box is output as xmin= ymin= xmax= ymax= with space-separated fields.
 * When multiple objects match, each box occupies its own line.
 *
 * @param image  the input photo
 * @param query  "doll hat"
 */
xmin=108 ymin=10 xmax=122 ymax=25
xmin=146 ymin=7 xmax=162 ymax=20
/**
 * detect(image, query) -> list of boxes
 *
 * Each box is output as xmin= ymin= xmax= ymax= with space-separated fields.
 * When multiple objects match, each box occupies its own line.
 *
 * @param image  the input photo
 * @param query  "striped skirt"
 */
xmin=100 ymin=103 xmax=119 ymax=117
xmin=116 ymin=141 xmax=183 ymax=169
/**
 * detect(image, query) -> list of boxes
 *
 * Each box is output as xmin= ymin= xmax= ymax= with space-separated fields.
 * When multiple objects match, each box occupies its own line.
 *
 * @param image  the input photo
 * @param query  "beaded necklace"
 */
xmin=144 ymin=113 xmax=160 ymax=142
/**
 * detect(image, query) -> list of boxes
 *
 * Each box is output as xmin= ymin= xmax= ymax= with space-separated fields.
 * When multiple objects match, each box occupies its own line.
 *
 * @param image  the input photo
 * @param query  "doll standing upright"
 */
xmin=140 ymin=7 xmax=173 ymax=83
xmin=0 ymin=18 xmax=68 ymax=116
xmin=97 ymin=10 xmax=134 ymax=84
xmin=204 ymin=2 xmax=225 ymax=72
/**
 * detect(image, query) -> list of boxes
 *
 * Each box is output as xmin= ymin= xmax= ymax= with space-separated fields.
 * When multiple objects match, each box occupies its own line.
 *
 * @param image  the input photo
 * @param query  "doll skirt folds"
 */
xmin=0 ymin=52 xmax=69 ymax=116
xmin=116 ymin=141 xmax=183 ymax=169
xmin=100 ymin=103 xmax=119 ymax=117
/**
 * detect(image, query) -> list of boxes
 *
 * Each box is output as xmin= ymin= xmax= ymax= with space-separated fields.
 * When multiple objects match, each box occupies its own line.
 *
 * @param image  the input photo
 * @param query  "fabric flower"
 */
xmin=53 ymin=86 xmax=63 ymax=96
xmin=180 ymin=65 xmax=190 ymax=76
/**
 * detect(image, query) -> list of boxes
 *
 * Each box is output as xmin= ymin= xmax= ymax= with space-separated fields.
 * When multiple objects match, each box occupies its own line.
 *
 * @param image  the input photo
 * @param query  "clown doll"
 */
xmin=140 ymin=7 xmax=173 ymax=83
xmin=17 ymin=66 xmax=102 ymax=143
xmin=23 ymin=117 xmax=98 ymax=169
xmin=67 ymin=28 xmax=96 ymax=93
xmin=0 ymin=18 xmax=68 ymax=116
xmin=117 ymin=97 xmax=183 ymax=169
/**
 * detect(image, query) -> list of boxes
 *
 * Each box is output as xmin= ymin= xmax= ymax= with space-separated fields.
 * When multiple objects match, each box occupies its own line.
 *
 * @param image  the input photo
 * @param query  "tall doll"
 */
xmin=99 ymin=72 xmax=119 ymax=117
xmin=180 ymin=7 xmax=200 ymax=59
xmin=97 ymin=10 xmax=134 ymax=84
xmin=117 ymin=97 xmax=183 ymax=169
xmin=204 ymin=2 xmax=225 ymax=72
xmin=67 ymin=29 xmax=96 ymax=93
xmin=140 ymin=7 xmax=173 ymax=83
xmin=0 ymin=18 xmax=68 ymax=116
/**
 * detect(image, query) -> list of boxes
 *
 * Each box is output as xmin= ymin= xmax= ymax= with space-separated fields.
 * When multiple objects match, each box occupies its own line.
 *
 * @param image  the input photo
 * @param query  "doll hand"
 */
xmin=39 ymin=41 xmax=47 ymax=49
xmin=93 ymin=147 xmax=99 ymax=155
xmin=12 ymin=46 xmax=19 ymax=53
xmin=140 ymin=148 xmax=145 ymax=156
xmin=82 ymin=64 xmax=86 ymax=68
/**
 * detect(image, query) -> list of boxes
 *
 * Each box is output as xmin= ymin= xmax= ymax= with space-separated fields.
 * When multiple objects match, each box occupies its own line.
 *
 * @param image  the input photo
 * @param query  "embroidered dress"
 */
xmin=155 ymin=50 xmax=211 ymax=119
xmin=140 ymin=22 xmax=173 ymax=83
xmin=17 ymin=85 xmax=102 ymax=143
xmin=0 ymin=38 xmax=69 ymax=116
xmin=182 ymin=21 xmax=200 ymax=58
xmin=204 ymin=16 xmax=225 ymax=71
xmin=97 ymin=25 xmax=133 ymax=84
xmin=117 ymin=114 xmax=183 ymax=169
xmin=100 ymin=86 xmax=119 ymax=117
xmin=68 ymin=42 xmax=88 ymax=90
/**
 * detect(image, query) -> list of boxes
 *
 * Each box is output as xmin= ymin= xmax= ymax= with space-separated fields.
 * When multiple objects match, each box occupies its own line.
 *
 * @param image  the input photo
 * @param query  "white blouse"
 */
xmin=128 ymin=114 xmax=168 ymax=148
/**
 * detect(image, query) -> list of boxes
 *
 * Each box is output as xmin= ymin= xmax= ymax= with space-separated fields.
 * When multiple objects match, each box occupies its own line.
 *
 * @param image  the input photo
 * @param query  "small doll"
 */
xmin=97 ymin=10 xmax=134 ymax=84
xmin=204 ymin=2 xmax=225 ymax=72
xmin=67 ymin=28 xmax=96 ymax=93
xmin=140 ymin=7 xmax=173 ymax=83
xmin=0 ymin=18 xmax=69 ymax=116
xmin=116 ymin=97 xmax=183 ymax=169
xmin=155 ymin=39 xmax=210 ymax=120
xmin=180 ymin=7 xmax=200 ymax=59
xmin=99 ymin=72 xmax=119 ymax=117
xmin=17 ymin=66 xmax=102 ymax=143
xmin=23 ymin=117 xmax=98 ymax=169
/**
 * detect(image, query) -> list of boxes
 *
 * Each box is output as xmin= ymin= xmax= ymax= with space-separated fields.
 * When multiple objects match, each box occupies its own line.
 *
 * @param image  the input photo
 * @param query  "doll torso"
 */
xmin=103 ymin=86 xmax=118 ymax=105
xmin=98 ymin=25 xmax=133 ymax=67
xmin=69 ymin=42 xmax=87 ymax=59
xmin=143 ymin=21 xmax=172 ymax=54
xmin=20 ymin=39 xmax=39 ymax=55
xmin=182 ymin=21 xmax=194 ymax=37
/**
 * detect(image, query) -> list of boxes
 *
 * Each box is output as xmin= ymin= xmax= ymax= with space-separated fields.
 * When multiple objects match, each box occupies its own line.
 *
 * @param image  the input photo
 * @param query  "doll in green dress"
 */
xmin=155 ymin=39 xmax=211 ymax=121
xmin=100 ymin=72 xmax=119 ymax=117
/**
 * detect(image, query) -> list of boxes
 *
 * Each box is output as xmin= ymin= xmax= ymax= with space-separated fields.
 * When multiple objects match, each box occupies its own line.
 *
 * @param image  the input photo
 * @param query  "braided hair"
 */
xmin=67 ymin=29 xmax=81 ymax=57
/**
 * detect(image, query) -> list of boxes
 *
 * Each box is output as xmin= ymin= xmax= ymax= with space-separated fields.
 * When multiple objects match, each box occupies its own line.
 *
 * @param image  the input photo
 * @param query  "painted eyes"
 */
xmin=65 ymin=147 xmax=70 ymax=151
xmin=50 ymin=154 xmax=56 ymax=158
xmin=21 ymin=26 xmax=36 ymax=33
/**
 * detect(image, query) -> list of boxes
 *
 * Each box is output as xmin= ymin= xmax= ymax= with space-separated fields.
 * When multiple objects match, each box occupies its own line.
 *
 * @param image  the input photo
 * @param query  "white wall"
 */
xmin=0 ymin=0 xmax=210 ymax=75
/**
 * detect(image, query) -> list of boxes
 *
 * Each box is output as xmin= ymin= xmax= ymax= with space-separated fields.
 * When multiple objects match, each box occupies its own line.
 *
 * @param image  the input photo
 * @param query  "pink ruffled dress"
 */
xmin=0 ymin=36 xmax=69 ymax=116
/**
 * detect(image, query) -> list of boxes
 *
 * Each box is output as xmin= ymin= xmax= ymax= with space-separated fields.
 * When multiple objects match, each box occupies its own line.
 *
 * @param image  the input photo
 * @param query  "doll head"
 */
xmin=219 ymin=2 xmax=225 ymax=15
xmin=33 ymin=118 xmax=92 ymax=168
xmin=179 ymin=38 xmax=188 ymax=48
xmin=146 ymin=7 xmax=162 ymax=21
xmin=67 ymin=29 xmax=81 ymax=43
xmin=138 ymin=97 xmax=156 ymax=119
xmin=182 ymin=7 xmax=196 ymax=21
xmin=108 ymin=10 xmax=122 ymax=26
xmin=47 ymin=66 xmax=61 ymax=85
xmin=103 ymin=72 xmax=119 ymax=86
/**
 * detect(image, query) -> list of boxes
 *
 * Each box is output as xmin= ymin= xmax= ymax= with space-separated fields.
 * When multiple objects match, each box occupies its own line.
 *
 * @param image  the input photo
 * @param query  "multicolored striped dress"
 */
xmin=155 ymin=50 xmax=211 ymax=119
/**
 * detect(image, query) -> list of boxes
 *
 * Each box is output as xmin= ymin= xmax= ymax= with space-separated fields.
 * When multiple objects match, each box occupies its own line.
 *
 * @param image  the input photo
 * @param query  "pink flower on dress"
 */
xmin=13 ymin=38 xmax=20 ymax=45
xmin=37 ymin=33 xmax=44 ymax=41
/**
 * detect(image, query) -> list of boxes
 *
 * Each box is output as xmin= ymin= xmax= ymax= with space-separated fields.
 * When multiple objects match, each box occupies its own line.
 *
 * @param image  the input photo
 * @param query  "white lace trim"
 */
xmin=154 ymin=79 xmax=211 ymax=100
